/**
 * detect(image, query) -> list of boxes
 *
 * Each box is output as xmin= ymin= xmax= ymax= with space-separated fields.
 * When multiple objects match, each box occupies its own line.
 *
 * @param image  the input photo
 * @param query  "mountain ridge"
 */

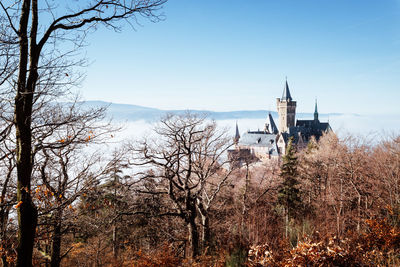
xmin=81 ymin=100 xmax=346 ymax=121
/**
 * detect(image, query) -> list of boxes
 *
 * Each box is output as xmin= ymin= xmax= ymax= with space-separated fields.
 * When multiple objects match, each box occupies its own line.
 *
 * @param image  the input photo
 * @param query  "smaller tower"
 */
xmin=264 ymin=112 xmax=278 ymax=134
xmin=277 ymin=80 xmax=297 ymax=133
xmin=234 ymin=121 xmax=240 ymax=144
xmin=314 ymin=99 xmax=319 ymax=122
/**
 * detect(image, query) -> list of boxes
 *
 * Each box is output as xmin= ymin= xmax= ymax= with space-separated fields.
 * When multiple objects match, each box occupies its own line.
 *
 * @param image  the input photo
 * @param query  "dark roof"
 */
xmin=265 ymin=113 xmax=278 ymax=134
xmin=281 ymin=128 xmax=302 ymax=144
xmin=296 ymin=120 xmax=330 ymax=132
xmin=235 ymin=122 xmax=240 ymax=140
xmin=279 ymin=120 xmax=332 ymax=144
xmin=314 ymin=99 xmax=318 ymax=114
xmin=281 ymin=80 xmax=293 ymax=101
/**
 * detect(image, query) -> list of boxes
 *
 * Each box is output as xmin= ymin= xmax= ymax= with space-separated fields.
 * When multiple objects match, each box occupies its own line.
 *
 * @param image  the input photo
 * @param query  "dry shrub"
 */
xmin=62 ymin=241 xmax=228 ymax=266
xmin=357 ymin=218 xmax=400 ymax=266
xmin=182 ymin=251 xmax=226 ymax=267
xmin=131 ymin=244 xmax=226 ymax=267
xmin=131 ymin=244 xmax=180 ymax=267
xmin=247 ymin=219 xmax=400 ymax=266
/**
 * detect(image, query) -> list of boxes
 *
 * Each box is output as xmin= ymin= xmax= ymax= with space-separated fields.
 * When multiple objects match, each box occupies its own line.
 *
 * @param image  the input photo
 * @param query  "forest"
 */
xmin=0 ymin=0 xmax=399 ymax=266
xmin=1 ymin=109 xmax=400 ymax=266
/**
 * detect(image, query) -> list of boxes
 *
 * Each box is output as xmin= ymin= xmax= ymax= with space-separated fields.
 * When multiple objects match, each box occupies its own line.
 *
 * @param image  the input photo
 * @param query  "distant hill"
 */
xmin=81 ymin=101 xmax=344 ymax=122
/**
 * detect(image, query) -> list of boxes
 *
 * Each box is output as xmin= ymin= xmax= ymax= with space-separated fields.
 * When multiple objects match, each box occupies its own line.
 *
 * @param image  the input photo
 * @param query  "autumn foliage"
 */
xmin=247 ymin=218 xmax=400 ymax=266
xmin=1 ymin=112 xmax=400 ymax=266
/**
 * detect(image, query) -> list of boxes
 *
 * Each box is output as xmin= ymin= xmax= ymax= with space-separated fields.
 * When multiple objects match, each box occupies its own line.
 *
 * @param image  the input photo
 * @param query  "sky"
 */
xmin=80 ymin=0 xmax=400 ymax=115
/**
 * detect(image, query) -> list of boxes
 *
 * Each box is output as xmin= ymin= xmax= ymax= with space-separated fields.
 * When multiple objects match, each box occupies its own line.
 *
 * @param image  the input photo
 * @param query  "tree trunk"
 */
xmin=200 ymin=213 xmax=211 ymax=253
xmin=187 ymin=218 xmax=200 ymax=258
xmin=186 ymin=203 xmax=200 ymax=258
xmin=15 ymin=94 xmax=38 ymax=266
xmin=112 ymin=224 xmax=118 ymax=259
xmin=50 ymin=209 xmax=63 ymax=267
xmin=1 ymin=256 xmax=8 ymax=267
xmin=15 ymin=1 xmax=40 ymax=265
xmin=285 ymin=207 xmax=289 ymax=239
xmin=357 ymin=194 xmax=361 ymax=233
xmin=16 ymin=190 xmax=37 ymax=267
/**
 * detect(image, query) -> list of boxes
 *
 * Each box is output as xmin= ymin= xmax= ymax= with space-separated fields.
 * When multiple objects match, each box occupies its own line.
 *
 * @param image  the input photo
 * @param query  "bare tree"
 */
xmin=372 ymin=135 xmax=400 ymax=226
xmin=130 ymin=113 xmax=233 ymax=258
xmin=35 ymin=147 xmax=104 ymax=267
xmin=298 ymin=133 xmax=378 ymax=237
xmin=0 ymin=1 xmax=167 ymax=265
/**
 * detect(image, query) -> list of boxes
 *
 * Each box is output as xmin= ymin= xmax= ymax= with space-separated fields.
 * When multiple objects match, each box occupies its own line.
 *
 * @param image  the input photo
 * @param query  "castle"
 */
xmin=230 ymin=80 xmax=331 ymax=163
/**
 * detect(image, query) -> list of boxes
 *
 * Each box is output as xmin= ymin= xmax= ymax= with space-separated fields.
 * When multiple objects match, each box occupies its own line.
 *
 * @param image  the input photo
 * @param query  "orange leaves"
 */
xmin=15 ymin=201 xmax=23 ymax=209
xmin=85 ymin=131 xmax=94 ymax=142
xmin=58 ymin=135 xmax=71 ymax=143
xmin=247 ymin=219 xmax=400 ymax=266
xmin=386 ymin=204 xmax=394 ymax=215
xmin=58 ymin=131 xmax=95 ymax=144
xmin=33 ymin=185 xmax=58 ymax=207
xmin=131 ymin=245 xmax=181 ymax=267
xmin=362 ymin=218 xmax=400 ymax=252
xmin=247 ymin=238 xmax=355 ymax=266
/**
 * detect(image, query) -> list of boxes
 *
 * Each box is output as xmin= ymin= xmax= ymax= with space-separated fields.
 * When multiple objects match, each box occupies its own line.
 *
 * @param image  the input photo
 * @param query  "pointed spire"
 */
xmin=269 ymin=113 xmax=278 ymax=134
xmin=234 ymin=121 xmax=240 ymax=144
xmin=314 ymin=98 xmax=318 ymax=113
xmin=264 ymin=112 xmax=278 ymax=134
xmin=314 ymin=98 xmax=319 ymax=121
xmin=281 ymin=79 xmax=292 ymax=101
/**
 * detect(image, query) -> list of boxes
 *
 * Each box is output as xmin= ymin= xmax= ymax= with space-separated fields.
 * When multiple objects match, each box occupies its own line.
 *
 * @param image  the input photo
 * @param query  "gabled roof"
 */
xmin=238 ymin=131 xmax=279 ymax=156
xmin=281 ymin=80 xmax=293 ymax=101
xmin=239 ymin=132 xmax=277 ymax=147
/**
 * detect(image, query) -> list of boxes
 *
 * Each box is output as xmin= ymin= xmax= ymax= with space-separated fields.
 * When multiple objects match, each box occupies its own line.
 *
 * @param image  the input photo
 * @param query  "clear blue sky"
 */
xmin=81 ymin=0 xmax=400 ymax=115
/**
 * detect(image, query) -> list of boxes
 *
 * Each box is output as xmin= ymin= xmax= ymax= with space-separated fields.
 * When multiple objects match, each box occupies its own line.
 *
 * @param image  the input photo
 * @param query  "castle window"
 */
xmin=257 ymin=137 xmax=261 ymax=143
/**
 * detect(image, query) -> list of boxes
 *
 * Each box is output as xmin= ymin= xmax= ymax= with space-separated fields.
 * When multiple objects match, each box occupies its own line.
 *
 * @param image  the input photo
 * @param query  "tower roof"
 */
xmin=281 ymin=80 xmax=293 ymax=101
xmin=314 ymin=98 xmax=319 ymax=121
xmin=235 ymin=121 xmax=240 ymax=140
xmin=265 ymin=113 xmax=278 ymax=134
xmin=314 ymin=99 xmax=318 ymax=114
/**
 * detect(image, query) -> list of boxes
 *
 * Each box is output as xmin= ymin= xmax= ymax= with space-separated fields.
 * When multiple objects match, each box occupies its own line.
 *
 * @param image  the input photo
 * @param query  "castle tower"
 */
xmin=276 ymin=80 xmax=297 ymax=133
xmin=314 ymin=99 xmax=319 ymax=122
xmin=234 ymin=121 xmax=240 ymax=144
xmin=264 ymin=112 xmax=278 ymax=134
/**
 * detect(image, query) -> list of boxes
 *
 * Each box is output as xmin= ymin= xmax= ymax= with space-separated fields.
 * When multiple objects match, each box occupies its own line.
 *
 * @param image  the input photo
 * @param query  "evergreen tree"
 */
xmin=277 ymin=138 xmax=302 ymax=238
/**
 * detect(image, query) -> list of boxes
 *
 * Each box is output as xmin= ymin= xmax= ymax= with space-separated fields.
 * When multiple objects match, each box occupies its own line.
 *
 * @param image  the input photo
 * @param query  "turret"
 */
xmin=234 ymin=121 xmax=240 ymax=144
xmin=314 ymin=99 xmax=319 ymax=122
xmin=264 ymin=112 xmax=278 ymax=134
